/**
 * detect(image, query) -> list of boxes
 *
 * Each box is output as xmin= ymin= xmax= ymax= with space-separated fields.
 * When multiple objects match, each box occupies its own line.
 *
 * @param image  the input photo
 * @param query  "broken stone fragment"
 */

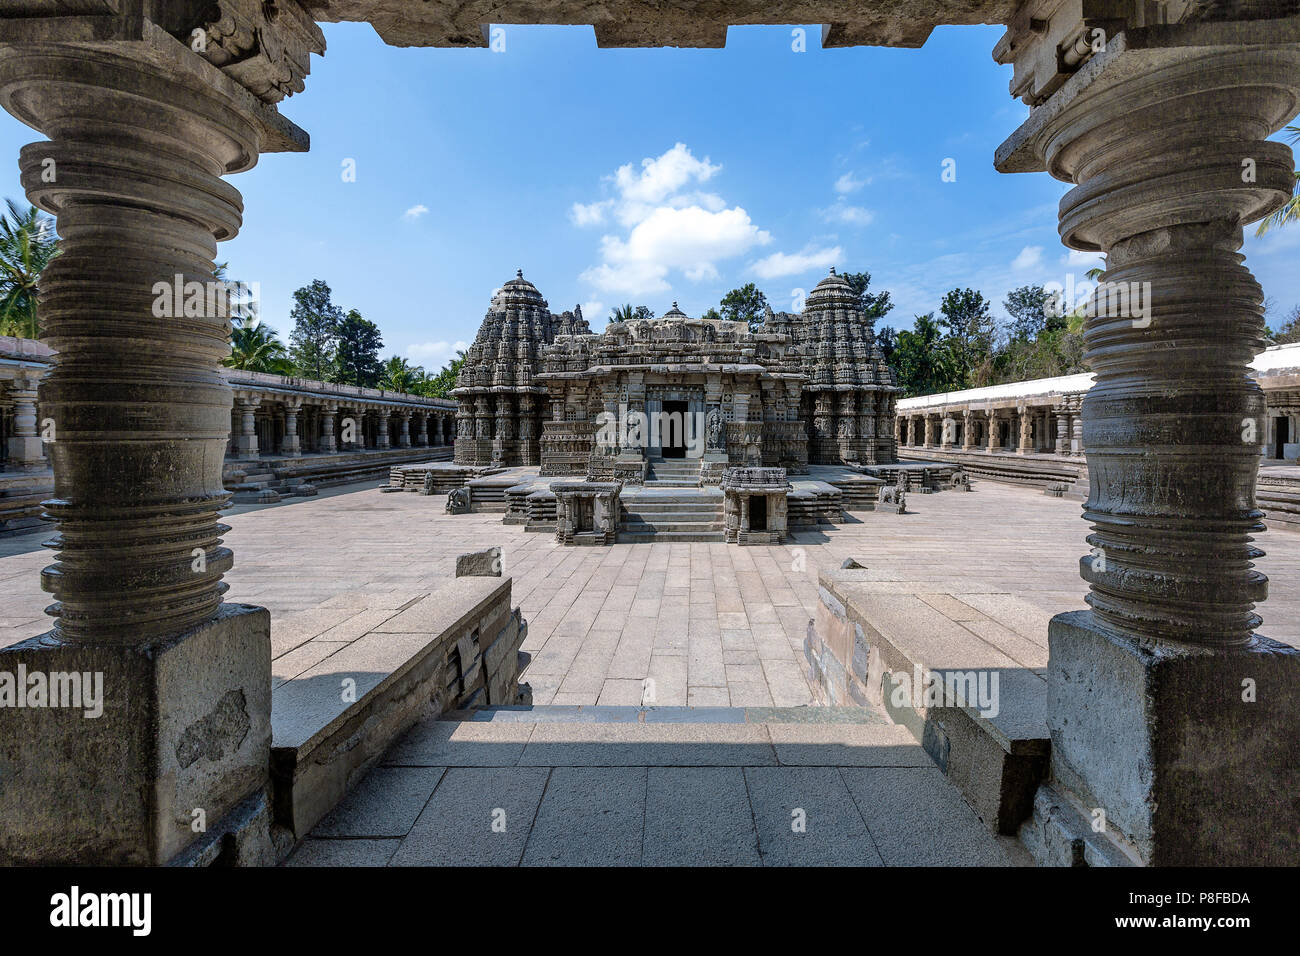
xmin=455 ymin=547 xmax=501 ymax=577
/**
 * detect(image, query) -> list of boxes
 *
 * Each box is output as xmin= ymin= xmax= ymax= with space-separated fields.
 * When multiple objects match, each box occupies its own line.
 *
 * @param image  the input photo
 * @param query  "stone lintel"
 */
xmin=309 ymin=1 xmax=1016 ymax=50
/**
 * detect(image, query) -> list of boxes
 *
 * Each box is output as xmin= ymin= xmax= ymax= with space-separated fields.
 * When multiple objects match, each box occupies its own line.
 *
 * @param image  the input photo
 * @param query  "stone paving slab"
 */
xmin=744 ymin=767 xmax=884 ymax=866
xmin=767 ymin=722 xmax=932 ymax=767
xmin=387 ymin=767 xmax=550 ymax=866
xmin=642 ymin=767 xmax=762 ymax=866
xmin=383 ymin=719 xmax=536 ymax=767
xmin=520 ymin=767 xmax=647 ymax=867
xmin=840 ymin=767 xmax=1014 ymax=866
xmin=312 ymin=766 xmax=445 ymax=838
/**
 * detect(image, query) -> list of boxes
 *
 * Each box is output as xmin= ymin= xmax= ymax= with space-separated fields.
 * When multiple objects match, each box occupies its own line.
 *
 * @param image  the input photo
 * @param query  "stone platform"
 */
xmin=286 ymin=704 xmax=1022 ymax=867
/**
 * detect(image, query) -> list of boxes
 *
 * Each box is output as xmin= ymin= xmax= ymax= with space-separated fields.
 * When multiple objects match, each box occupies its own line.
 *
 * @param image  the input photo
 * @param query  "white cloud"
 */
xmin=1012 ymin=245 xmax=1044 ymax=270
xmin=1062 ymin=248 xmax=1105 ymax=268
xmin=834 ymin=172 xmax=868 ymax=194
xmin=574 ymin=144 xmax=771 ymax=298
xmin=823 ymin=204 xmax=875 ymax=227
xmin=581 ymin=301 xmax=605 ymax=322
xmin=403 ymin=204 xmax=429 ymax=220
xmin=613 ymin=143 xmax=721 ymax=205
xmin=750 ymin=245 xmax=843 ymax=280
xmin=570 ymin=200 xmax=612 ymax=227
xmin=406 ymin=339 xmax=468 ymax=366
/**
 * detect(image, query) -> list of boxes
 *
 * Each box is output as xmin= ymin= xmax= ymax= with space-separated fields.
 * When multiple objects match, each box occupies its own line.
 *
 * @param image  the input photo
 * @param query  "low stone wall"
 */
xmin=268 ymin=574 xmax=527 ymax=854
xmin=806 ymin=568 xmax=1052 ymax=837
xmin=900 ymin=449 xmax=1084 ymax=493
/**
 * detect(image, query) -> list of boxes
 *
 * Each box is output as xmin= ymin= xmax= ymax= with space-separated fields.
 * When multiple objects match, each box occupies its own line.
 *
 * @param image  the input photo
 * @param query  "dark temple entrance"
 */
xmin=661 ymin=400 xmax=689 ymax=458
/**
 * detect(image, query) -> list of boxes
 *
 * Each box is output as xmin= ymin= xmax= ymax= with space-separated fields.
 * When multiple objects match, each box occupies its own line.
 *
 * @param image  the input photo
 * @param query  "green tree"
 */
xmin=379 ymin=355 xmax=426 ymax=394
xmin=840 ymin=270 xmax=894 ymax=325
xmin=1273 ymin=305 xmax=1300 ymax=345
xmin=1004 ymin=284 xmax=1056 ymax=342
xmin=288 ymin=279 xmax=343 ymax=381
xmin=719 ymin=283 xmax=769 ymax=331
xmin=938 ymin=287 xmax=996 ymax=387
xmin=876 ymin=325 xmax=897 ymax=364
xmin=422 ymin=349 xmax=466 ymax=398
xmin=890 ymin=313 xmax=961 ymax=397
xmin=609 ymin=304 xmax=654 ymax=323
xmin=224 ymin=316 xmax=295 ymax=374
xmin=333 ymin=309 xmax=385 ymax=387
xmin=0 ymin=199 xmax=59 ymax=339
xmin=700 ymin=307 xmax=722 ymax=321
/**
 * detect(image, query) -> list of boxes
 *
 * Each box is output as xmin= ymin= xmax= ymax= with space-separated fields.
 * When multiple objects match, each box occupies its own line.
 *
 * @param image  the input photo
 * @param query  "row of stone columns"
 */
xmin=1 ymin=372 xmax=44 ymax=471
xmin=229 ymin=392 xmax=455 ymax=460
xmin=897 ymin=406 xmax=1083 ymax=456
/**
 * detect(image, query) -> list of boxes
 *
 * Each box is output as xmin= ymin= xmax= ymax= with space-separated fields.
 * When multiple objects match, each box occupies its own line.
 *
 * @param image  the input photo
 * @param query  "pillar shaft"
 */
xmin=1 ymin=48 xmax=260 ymax=642
xmin=1026 ymin=48 xmax=1299 ymax=646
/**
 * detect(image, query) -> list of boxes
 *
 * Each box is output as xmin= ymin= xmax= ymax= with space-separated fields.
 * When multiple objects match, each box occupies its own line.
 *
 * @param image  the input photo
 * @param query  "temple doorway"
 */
xmin=661 ymin=400 xmax=689 ymax=457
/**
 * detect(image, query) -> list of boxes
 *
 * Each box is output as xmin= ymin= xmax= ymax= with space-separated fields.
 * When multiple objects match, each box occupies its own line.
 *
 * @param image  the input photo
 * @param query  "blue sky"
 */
xmin=1 ymin=21 xmax=1297 ymax=371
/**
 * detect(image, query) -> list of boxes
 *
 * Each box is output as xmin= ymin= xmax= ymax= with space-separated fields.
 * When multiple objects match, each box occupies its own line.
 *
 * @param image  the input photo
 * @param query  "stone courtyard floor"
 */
xmin=3 ymin=478 xmax=1299 ymax=690
xmin=4 ymin=478 xmax=1298 ymax=865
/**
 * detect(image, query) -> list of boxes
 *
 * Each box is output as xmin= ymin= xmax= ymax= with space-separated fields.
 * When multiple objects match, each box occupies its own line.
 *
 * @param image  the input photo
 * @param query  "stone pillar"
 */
xmin=985 ymin=411 xmax=998 ymax=452
xmin=397 ymin=411 xmax=411 ymax=448
xmin=1054 ymin=405 xmax=1068 ymax=456
xmin=939 ymin=414 xmax=955 ymax=450
xmin=0 ymin=15 xmax=323 ymax=864
xmin=282 ymin=400 xmax=302 ymax=457
xmin=997 ymin=26 xmax=1300 ymax=865
xmin=961 ymin=409 xmax=974 ymax=451
xmin=320 ymin=404 xmax=338 ymax=455
xmin=415 ymin=413 xmax=428 ymax=447
xmin=1017 ymin=407 xmax=1032 ymax=455
xmin=1069 ymin=410 xmax=1082 ymax=457
xmin=922 ymin=415 xmax=933 ymax=448
xmin=7 ymin=373 xmax=44 ymax=470
xmin=234 ymin=394 xmax=260 ymax=459
xmin=376 ymin=408 xmax=391 ymax=450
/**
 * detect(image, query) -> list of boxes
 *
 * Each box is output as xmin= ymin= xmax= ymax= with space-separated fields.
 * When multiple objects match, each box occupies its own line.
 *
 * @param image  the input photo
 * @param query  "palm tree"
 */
xmin=379 ymin=355 xmax=426 ymax=394
xmin=421 ymin=349 xmax=466 ymax=398
xmin=609 ymin=304 xmax=635 ymax=324
xmin=224 ymin=316 xmax=295 ymax=374
xmin=1256 ymin=126 xmax=1300 ymax=236
xmin=0 ymin=198 xmax=58 ymax=339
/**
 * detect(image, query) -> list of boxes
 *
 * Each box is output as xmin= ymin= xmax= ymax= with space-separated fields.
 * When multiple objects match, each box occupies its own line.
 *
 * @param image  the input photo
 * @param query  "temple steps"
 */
xmin=619 ymin=488 xmax=724 ymax=542
xmin=645 ymin=458 xmax=701 ymax=487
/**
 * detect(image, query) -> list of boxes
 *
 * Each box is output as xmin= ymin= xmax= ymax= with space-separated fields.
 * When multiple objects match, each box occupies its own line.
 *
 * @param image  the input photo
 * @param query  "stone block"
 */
xmin=0 ymin=604 xmax=272 ymax=865
xmin=1045 ymin=609 xmax=1300 ymax=865
xmin=455 ymin=546 xmax=502 ymax=577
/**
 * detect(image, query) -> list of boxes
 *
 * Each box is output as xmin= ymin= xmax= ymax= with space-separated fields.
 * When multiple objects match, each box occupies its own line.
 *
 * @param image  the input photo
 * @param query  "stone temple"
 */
xmin=2 ymin=0 xmax=1300 ymax=875
xmin=452 ymin=269 xmax=899 ymax=478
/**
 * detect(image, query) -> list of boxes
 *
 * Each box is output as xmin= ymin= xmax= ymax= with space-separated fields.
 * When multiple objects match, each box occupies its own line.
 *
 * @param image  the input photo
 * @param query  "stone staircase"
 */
xmin=619 ymin=488 xmax=724 ymax=542
xmin=645 ymin=456 xmax=701 ymax=487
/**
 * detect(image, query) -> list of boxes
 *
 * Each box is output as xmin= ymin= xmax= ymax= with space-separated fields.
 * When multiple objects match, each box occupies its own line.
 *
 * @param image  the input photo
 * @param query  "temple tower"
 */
xmin=793 ymin=269 xmax=898 ymax=464
xmin=452 ymin=271 xmax=589 ymax=466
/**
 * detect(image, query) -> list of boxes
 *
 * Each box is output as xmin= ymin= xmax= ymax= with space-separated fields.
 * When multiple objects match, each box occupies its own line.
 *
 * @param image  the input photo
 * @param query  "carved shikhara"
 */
xmin=1019 ymin=44 xmax=1300 ymax=646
